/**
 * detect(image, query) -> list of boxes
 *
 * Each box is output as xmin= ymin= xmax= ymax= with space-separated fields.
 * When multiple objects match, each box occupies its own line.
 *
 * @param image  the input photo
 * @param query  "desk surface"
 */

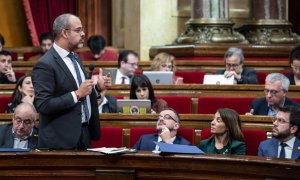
xmin=0 ymin=151 xmax=298 ymax=179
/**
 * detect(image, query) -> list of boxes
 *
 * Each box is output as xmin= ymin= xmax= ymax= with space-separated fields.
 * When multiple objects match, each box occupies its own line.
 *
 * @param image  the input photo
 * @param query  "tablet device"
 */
xmin=143 ymin=71 xmax=173 ymax=84
xmin=117 ymin=99 xmax=151 ymax=114
xmin=203 ymin=74 xmax=234 ymax=85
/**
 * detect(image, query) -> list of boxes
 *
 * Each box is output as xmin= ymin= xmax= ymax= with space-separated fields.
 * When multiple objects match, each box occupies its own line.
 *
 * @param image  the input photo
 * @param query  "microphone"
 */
xmin=88 ymin=64 xmax=95 ymax=79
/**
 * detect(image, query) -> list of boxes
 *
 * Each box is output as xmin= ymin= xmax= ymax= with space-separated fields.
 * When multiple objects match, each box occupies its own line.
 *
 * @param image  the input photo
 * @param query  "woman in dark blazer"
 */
xmin=199 ymin=108 xmax=246 ymax=155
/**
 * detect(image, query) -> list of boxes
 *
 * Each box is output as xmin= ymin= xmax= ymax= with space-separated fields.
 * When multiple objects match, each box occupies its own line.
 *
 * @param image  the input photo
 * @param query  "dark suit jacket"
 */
xmin=110 ymin=69 xmax=132 ymax=84
xmin=132 ymin=133 xmax=191 ymax=151
xmin=199 ymin=137 xmax=245 ymax=155
xmin=101 ymin=95 xmax=117 ymax=113
xmin=216 ymin=67 xmax=258 ymax=84
xmin=0 ymin=124 xmax=38 ymax=149
xmin=32 ymin=47 xmax=100 ymax=149
xmin=258 ymin=137 xmax=300 ymax=159
xmin=250 ymin=97 xmax=300 ymax=115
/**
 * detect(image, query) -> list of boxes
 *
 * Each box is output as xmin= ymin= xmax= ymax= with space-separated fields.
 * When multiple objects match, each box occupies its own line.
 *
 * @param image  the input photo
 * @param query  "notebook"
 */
xmin=117 ymin=99 xmax=151 ymax=114
xmin=203 ymin=74 xmax=234 ymax=85
xmin=143 ymin=71 xmax=173 ymax=84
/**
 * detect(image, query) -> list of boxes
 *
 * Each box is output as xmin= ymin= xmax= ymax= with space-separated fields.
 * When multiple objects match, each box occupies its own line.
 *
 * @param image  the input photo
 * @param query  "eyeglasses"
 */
xmin=291 ymin=65 xmax=300 ymax=72
xmin=226 ymin=63 xmax=240 ymax=68
xmin=156 ymin=114 xmax=178 ymax=122
xmin=65 ymin=27 xmax=84 ymax=33
xmin=272 ymin=118 xmax=289 ymax=125
xmin=13 ymin=117 xmax=34 ymax=126
xmin=264 ymin=89 xmax=283 ymax=96
xmin=126 ymin=62 xmax=139 ymax=67
xmin=161 ymin=64 xmax=173 ymax=69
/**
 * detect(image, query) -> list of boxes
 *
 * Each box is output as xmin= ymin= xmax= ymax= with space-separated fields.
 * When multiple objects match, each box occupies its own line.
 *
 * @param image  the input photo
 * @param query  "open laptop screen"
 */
xmin=203 ymin=74 xmax=234 ymax=85
xmin=117 ymin=99 xmax=151 ymax=114
xmin=143 ymin=71 xmax=173 ymax=84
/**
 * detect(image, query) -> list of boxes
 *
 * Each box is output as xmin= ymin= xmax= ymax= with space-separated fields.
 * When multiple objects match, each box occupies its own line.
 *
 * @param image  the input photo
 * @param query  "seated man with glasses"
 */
xmin=217 ymin=47 xmax=258 ymax=84
xmin=110 ymin=50 xmax=139 ymax=85
xmin=286 ymin=44 xmax=300 ymax=85
xmin=258 ymin=105 xmax=300 ymax=159
xmin=247 ymin=73 xmax=300 ymax=116
xmin=132 ymin=108 xmax=191 ymax=151
xmin=0 ymin=103 xmax=38 ymax=149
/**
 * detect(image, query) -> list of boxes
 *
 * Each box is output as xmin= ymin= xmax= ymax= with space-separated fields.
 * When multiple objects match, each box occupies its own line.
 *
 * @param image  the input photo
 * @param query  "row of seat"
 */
xmin=92 ymin=127 xmax=267 ymax=156
xmin=1 ymin=95 xmax=300 ymax=114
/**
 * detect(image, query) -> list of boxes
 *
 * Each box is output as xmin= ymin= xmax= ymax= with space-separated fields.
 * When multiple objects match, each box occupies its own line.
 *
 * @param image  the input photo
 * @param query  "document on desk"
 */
xmin=87 ymin=147 xmax=128 ymax=154
xmin=154 ymin=142 xmax=205 ymax=154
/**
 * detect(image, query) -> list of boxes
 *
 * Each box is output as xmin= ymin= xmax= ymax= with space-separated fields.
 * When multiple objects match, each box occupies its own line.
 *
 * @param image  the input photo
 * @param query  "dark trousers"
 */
xmin=76 ymin=123 xmax=91 ymax=150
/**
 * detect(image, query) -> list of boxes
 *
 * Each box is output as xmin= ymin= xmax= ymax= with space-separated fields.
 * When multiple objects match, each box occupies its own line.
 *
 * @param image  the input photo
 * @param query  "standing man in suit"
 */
xmin=133 ymin=108 xmax=191 ymax=151
xmin=111 ymin=50 xmax=139 ymax=84
xmin=0 ymin=103 xmax=38 ymax=149
xmin=32 ymin=13 xmax=110 ymax=150
xmin=247 ymin=73 xmax=300 ymax=116
xmin=258 ymin=106 xmax=300 ymax=159
xmin=217 ymin=47 xmax=258 ymax=84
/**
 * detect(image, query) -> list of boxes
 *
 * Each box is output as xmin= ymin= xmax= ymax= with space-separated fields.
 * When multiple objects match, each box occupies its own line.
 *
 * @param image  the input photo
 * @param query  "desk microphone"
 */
xmin=88 ymin=64 xmax=95 ymax=79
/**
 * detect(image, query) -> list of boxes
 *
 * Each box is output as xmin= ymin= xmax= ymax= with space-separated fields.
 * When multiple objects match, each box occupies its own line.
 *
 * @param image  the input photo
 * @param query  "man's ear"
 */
xmin=290 ymin=125 xmax=298 ymax=135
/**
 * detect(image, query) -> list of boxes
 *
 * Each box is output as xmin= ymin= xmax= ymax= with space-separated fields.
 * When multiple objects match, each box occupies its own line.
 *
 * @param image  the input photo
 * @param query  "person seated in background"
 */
xmin=199 ymin=108 xmax=246 ymax=155
xmin=0 ymin=33 xmax=5 ymax=51
xmin=258 ymin=106 xmax=300 ymax=159
xmin=0 ymin=103 xmax=38 ymax=149
xmin=151 ymin=52 xmax=183 ymax=84
xmin=133 ymin=108 xmax=191 ymax=151
xmin=0 ymin=50 xmax=16 ymax=84
xmin=84 ymin=35 xmax=118 ymax=61
xmin=247 ymin=73 xmax=300 ymax=116
xmin=111 ymin=50 xmax=139 ymax=84
xmin=96 ymin=90 xmax=117 ymax=113
xmin=6 ymin=75 xmax=34 ymax=113
xmin=130 ymin=74 xmax=168 ymax=114
xmin=28 ymin=32 xmax=53 ymax=61
xmin=286 ymin=44 xmax=300 ymax=85
xmin=217 ymin=47 xmax=258 ymax=84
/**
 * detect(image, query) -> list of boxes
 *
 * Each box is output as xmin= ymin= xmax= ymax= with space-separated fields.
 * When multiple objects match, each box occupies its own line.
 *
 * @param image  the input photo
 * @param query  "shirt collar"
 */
xmin=279 ymin=136 xmax=296 ymax=148
xmin=53 ymin=42 xmax=70 ymax=59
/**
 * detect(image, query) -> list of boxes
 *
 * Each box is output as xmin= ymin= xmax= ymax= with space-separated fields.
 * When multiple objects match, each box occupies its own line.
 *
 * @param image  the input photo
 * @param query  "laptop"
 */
xmin=117 ymin=99 xmax=151 ymax=114
xmin=203 ymin=74 xmax=235 ymax=85
xmin=143 ymin=71 xmax=173 ymax=84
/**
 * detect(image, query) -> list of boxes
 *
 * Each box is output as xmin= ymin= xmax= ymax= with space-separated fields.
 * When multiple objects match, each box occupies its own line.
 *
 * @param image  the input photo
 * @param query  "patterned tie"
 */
xmin=68 ymin=53 xmax=89 ymax=122
xmin=279 ymin=142 xmax=287 ymax=158
xmin=121 ymin=76 xmax=126 ymax=84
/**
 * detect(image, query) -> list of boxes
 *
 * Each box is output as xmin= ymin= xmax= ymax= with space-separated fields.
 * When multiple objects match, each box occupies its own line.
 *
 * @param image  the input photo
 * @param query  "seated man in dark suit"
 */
xmin=258 ymin=106 xmax=300 ymax=159
xmin=247 ymin=73 xmax=300 ymax=116
xmin=0 ymin=50 xmax=16 ymax=84
xmin=96 ymin=90 xmax=117 ymax=113
xmin=217 ymin=47 xmax=258 ymax=84
xmin=0 ymin=103 xmax=38 ymax=149
xmin=133 ymin=108 xmax=191 ymax=151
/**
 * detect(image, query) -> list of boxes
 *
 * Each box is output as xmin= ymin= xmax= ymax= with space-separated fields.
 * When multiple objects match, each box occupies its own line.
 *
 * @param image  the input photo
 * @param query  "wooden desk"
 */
xmin=0 ymin=113 xmax=273 ymax=146
xmin=0 ymin=151 xmax=298 ymax=179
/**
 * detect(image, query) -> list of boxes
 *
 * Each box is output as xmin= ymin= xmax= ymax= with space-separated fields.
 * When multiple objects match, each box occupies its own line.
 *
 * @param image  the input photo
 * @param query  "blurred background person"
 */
xmin=0 ymin=50 xmax=16 ymax=84
xmin=130 ymin=74 xmax=168 ymax=114
xmin=81 ymin=35 xmax=118 ymax=61
xmin=151 ymin=52 xmax=183 ymax=84
xmin=6 ymin=74 xmax=34 ymax=113
xmin=217 ymin=47 xmax=258 ymax=84
xmin=286 ymin=44 xmax=300 ymax=85
xmin=199 ymin=108 xmax=246 ymax=155
xmin=28 ymin=32 xmax=54 ymax=61
xmin=0 ymin=33 xmax=5 ymax=51
xmin=96 ymin=90 xmax=117 ymax=113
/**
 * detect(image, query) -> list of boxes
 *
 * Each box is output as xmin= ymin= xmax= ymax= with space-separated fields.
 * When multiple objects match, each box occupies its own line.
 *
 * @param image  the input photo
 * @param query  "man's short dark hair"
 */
xmin=87 ymin=35 xmax=106 ymax=54
xmin=279 ymin=105 xmax=300 ymax=135
xmin=289 ymin=44 xmax=300 ymax=64
xmin=117 ymin=50 xmax=138 ymax=68
xmin=0 ymin=50 xmax=11 ymax=56
xmin=39 ymin=33 xmax=53 ymax=45
xmin=0 ymin=34 xmax=5 ymax=46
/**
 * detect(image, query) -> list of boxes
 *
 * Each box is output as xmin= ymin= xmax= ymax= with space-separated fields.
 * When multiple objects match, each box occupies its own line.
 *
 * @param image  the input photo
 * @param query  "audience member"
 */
xmin=247 ymin=73 xmax=300 ymax=116
xmin=130 ymin=74 xmax=168 ymax=114
xmin=258 ymin=106 xmax=300 ymax=159
xmin=217 ymin=47 xmax=258 ymax=84
xmin=32 ymin=13 xmax=111 ymax=150
xmin=199 ymin=108 xmax=246 ymax=155
xmin=6 ymin=75 xmax=34 ymax=113
xmin=0 ymin=50 xmax=16 ymax=84
xmin=84 ymin=35 xmax=118 ymax=61
xmin=96 ymin=90 xmax=117 ymax=113
xmin=0 ymin=103 xmax=38 ymax=149
xmin=111 ymin=50 xmax=139 ymax=84
xmin=0 ymin=33 xmax=5 ymax=51
xmin=28 ymin=33 xmax=54 ymax=61
xmin=133 ymin=108 xmax=191 ymax=151
xmin=286 ymin=44 xmax=300 ymax=85
xmin=151 ymin=52 xmax=183 ymax=84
